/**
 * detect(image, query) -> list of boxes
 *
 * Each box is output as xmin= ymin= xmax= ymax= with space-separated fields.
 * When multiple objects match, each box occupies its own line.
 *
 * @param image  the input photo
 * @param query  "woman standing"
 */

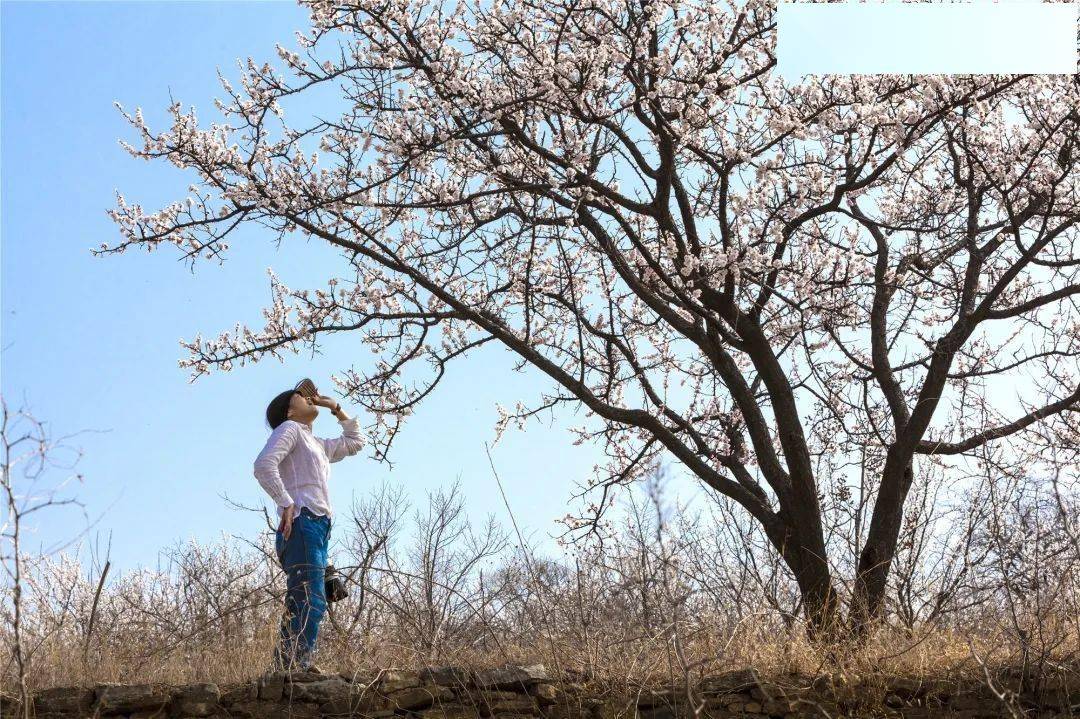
xmin=254 ymin=385 xmax=365 ymax=673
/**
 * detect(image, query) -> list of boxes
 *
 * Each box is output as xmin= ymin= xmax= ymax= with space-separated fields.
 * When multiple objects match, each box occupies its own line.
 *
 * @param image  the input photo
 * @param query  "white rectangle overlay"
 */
xmin=776 ymin=1 xmax=1078 ymax=76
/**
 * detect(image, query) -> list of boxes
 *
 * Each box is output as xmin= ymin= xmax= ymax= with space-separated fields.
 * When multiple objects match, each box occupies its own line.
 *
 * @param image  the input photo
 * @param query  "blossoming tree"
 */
xmin=96 ymin=0 xmax=1080 ymax=634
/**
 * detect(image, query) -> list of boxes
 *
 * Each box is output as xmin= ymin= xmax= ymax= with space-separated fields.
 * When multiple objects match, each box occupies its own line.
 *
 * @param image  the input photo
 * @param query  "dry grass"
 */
xmin=2 ymin=470 xmax=1077 ymax=698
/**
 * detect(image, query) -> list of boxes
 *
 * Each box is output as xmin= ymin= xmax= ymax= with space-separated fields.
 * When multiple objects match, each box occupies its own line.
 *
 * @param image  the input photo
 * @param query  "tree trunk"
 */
xmin=850 ymin=457 xmax=915 ymax=635
xmin=764 ymin=513 xmax=842 ymax=639
xmin=799 ymin=559 xmax=843 ymax=641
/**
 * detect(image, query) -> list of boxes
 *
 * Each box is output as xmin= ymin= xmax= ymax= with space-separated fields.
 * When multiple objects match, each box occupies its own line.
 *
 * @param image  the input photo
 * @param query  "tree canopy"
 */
xmin=97 ymin=0 xmax=1080 ymax=633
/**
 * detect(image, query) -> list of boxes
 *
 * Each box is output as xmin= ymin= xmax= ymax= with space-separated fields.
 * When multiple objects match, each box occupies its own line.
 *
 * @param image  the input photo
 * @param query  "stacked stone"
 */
xmin=20 ymin=663 xmax=562 ymax=719
xmin=7 ymin=663 xmax=1078 ymax=719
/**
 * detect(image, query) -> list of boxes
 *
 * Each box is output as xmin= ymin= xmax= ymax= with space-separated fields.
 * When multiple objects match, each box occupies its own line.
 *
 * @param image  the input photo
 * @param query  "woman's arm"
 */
xmin=314 ymin=395 xmax=365 ymax=462
xmin=253 ymin=421 xmax=299 ymax=508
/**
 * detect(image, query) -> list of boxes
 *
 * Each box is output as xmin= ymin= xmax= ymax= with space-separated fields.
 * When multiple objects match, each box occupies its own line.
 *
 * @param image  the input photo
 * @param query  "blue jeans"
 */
xmin=273 ymin=507 xmax=331 ymax=670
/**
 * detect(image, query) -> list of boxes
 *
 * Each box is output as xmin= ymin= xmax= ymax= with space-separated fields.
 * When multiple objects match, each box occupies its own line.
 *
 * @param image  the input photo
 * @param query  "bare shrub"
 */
xmin=0 ymin=396 xmax=99 ymax=713
xmin=1 ymin=458 xmax=1076 ymax=697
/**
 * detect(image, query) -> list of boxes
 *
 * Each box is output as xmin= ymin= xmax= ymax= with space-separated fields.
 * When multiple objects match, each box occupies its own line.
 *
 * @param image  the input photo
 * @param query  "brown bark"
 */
xmin=850 ymin=457 xmax=916 ymax=635
xmin=762 ymin=512 xmax=842 ymax=638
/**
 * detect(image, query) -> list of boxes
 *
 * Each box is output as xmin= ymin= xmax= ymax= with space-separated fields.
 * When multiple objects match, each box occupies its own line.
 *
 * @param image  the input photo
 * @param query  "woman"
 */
xmin=253 ymin=385 xmax=365 ymax=673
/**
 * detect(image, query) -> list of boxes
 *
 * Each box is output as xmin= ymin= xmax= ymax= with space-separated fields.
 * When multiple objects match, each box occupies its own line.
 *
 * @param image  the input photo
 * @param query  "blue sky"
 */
xmin=2 ymin=1 xmax=1074 ymax=578
xmin=776 ymin=1 xmax=1076 ymax=76
xmin=1 ymin=1 xmax=645 ymax=575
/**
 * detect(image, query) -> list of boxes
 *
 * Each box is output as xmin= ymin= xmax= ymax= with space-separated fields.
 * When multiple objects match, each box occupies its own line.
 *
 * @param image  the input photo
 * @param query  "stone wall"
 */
xmin=6 ymin=663 xmax=1078 ymax=719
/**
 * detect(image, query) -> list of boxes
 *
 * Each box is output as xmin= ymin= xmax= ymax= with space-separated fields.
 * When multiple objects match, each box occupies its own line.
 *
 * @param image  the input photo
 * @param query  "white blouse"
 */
xmin=253 ymin=416 xmax=364 ymax=523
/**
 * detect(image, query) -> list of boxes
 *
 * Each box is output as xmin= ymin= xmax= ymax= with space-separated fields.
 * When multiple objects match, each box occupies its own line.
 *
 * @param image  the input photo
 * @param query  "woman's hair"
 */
xmin=266 ymin=389 xmax=297 ymax=430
